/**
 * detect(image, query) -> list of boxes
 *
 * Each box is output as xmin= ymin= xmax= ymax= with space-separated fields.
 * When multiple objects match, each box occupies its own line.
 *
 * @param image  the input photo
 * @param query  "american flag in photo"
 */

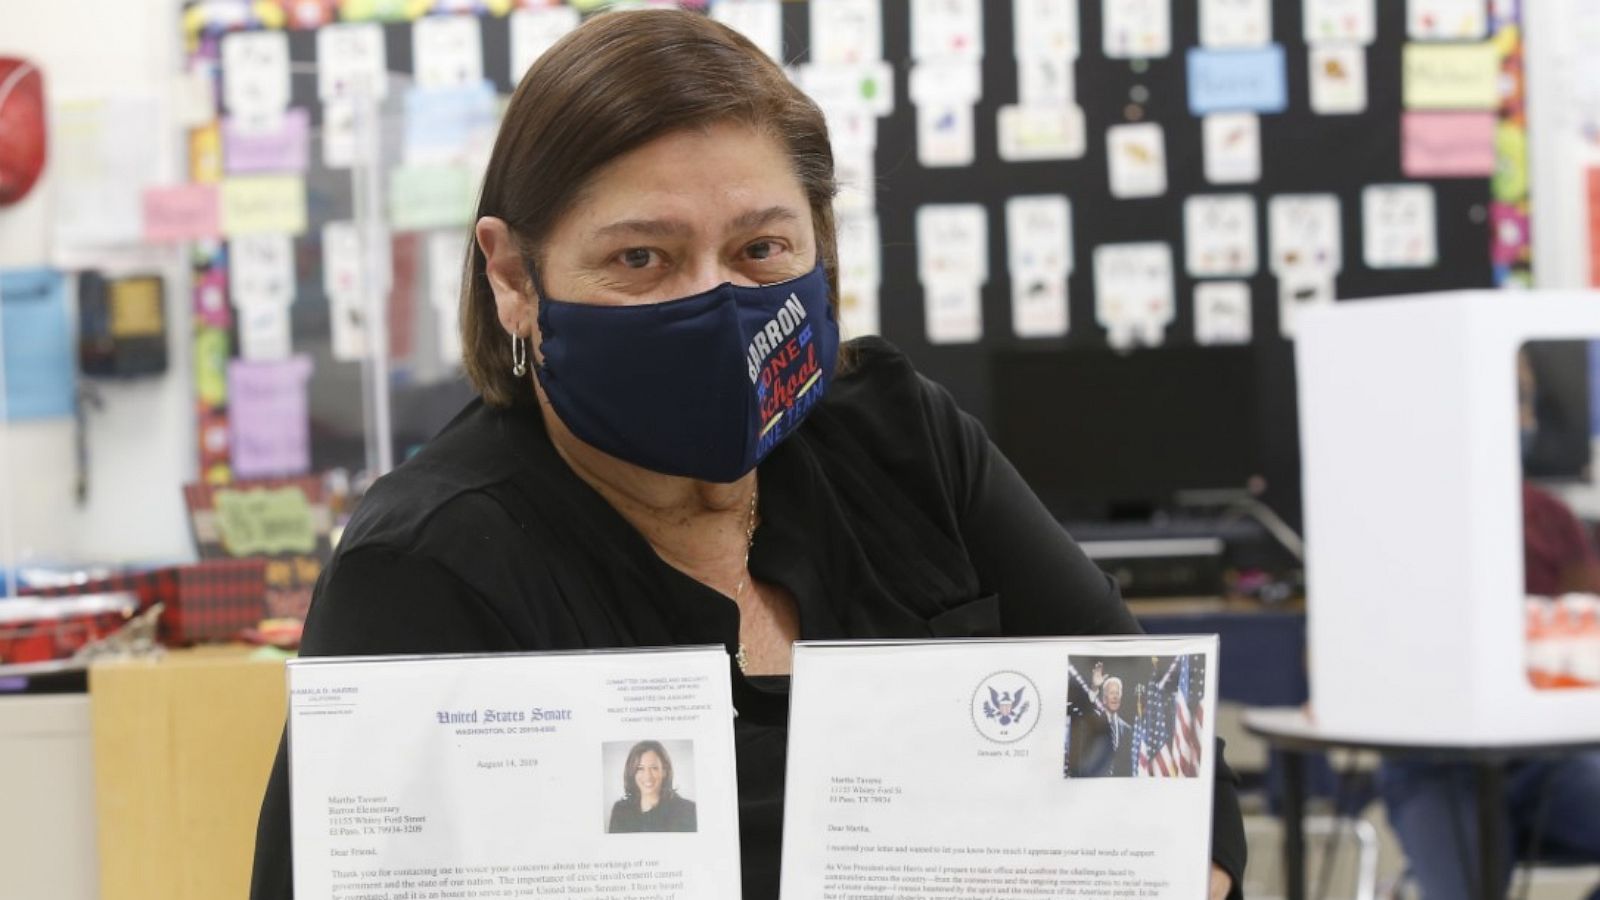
xmin=1136 ymin=655 xmax=1206 ymax=778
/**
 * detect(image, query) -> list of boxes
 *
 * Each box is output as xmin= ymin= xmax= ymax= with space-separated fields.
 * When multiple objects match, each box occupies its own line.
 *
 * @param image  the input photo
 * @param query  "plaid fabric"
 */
xmin=0 ymin=598 xmax=136 ymax=665
xmin=22 ymin=559 xmax=267 ymax=645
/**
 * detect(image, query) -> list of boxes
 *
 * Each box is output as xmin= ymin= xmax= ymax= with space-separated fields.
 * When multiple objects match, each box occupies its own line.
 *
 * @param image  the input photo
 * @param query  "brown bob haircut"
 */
xmin=621 ymin=739 xmax=677 ymax=800
xmin=461 ymin=9 xmax=840 ymax=408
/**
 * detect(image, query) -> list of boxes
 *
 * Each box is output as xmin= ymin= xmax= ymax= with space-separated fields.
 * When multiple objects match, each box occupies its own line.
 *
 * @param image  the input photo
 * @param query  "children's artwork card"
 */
xmin=412 ymin=14 xmax=485 ymax=89
xmin=1107 ymin=122 xmax=1168 ymax=199
xmin=1010 ymin=274 xmax=1070 ymax=338
xmin=509 ymin=5 xmax=582 ymax=83
xmin=1017 ymin=55 xmax=1077 ymax=107
xmin=316 ymin=23 xmax=388 ymax=102
xmin=1006 ymin=194 xmax=1075 ymax=277
xmin=1103 ymin=0 xmax=1173 ymax=59
xmin=1277 ymin=269 xmax=1336 ymax=339
xmin=1362 ymin=183 xmax=1438 ymax=269
xmin=328 ymin=289 xmax=370 ymax=362
xmin=916 ymin=203 xmax=989 ymax=286
xmin=923 ymin=283 xmax=984 ymax=344
xmin=1202 ymin=113 xmax=1261 ymax=184
xmin=1303 ymin=0 xmax=1376 ymax=45
xmin=916 ymin=103 xmax=977 ymax=168
xmin=810 ymin=0 xmax=883 ymax=65
xmin=911 ymin=0 xmax=984 ymax=62
xmin=321 ymin=100 xmax=357 ymax=169
xmin=1309 ymin=44 xmax=1368 ymax=115
xmin=143 ymin=184 xmax=221 ymax=243
xmin=1186 ymin=45 xmax=1288 ymax=115
xmin=1093 ymin=242 xmax=1175 ymax=349
xmin=229 ymin=233 xmax=296 ymax=309
xmin=237 ymin=301 xmax=294 ymax=361
xmin=223 ymin=109 xmax=311 ymax=175
xmin=1184 ymin=194 xmax=1259 ymax=277
xmin=1013 ymin=0 xmax=1081 ymax=59
xmin=222 ymin=30 xmax=291 ymax=116
xmin=1268 ymin=193 xmax=1343 ymax=273
xmin=1408 ymin=0 xmax=1487 ymax=41
xmin=1200 ymin=0 xmax=1273 ymax=48
xmin=801 ymin=62 xmax=896 ymax=118
xmin=997 ymin=104 xmax=1087 ymax=162
xmin=909 ymin=61 xmax=983 ymax=106
xmin=1194 ymin=281 xmax=1253 ymax=345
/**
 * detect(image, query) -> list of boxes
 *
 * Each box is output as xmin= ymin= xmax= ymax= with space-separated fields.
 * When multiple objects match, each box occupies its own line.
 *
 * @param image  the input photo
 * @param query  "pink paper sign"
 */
xmin=141 ymin=183 xmax=221 ymax=243
xmin=1402 ymin=111 xmax=1496 ymax=178
xmin=223 ymin=108 xmax=311 ymax=175
xmin=228 ymin=355 xmax=313 ymax=479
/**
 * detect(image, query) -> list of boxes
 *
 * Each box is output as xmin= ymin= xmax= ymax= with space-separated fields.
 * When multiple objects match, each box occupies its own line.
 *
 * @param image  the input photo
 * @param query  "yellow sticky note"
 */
xmin=1403 ymin=42 xmax=1499 ymax=110
xmin=109 ymin=277 xmax=165 ymax=338
xmin=221 ymin=174 xmax=308 ymax=236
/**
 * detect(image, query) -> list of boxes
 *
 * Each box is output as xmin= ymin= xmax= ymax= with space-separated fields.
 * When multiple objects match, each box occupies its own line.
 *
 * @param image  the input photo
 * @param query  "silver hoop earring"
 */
xmin=511 ymin=333 xmax=528 ymax=377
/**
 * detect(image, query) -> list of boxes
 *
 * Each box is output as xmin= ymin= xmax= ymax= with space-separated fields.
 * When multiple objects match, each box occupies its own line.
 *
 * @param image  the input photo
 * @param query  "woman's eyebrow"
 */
xmin=592 ymin=218 xmax=694 ymax=240
xmin=728 ymin=205 xmax=801 ymax=233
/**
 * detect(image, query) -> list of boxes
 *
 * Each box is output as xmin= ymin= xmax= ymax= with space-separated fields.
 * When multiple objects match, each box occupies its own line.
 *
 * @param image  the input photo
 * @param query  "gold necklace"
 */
xmin=732 ymin=485 xmax=759 ymax=673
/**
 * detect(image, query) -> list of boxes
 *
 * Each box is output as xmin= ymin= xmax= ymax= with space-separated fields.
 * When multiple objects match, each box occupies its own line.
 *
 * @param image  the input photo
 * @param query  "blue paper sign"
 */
xmin=1187 ymin=45 xmax=1288 ymax=116
xmin=403 ymin=80 xmax=500 ymax=164
xmin=0 ymin=268 xmax=73 ymax=421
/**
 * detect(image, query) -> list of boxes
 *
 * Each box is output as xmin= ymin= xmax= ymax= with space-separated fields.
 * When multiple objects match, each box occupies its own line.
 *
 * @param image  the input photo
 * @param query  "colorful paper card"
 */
xmin=1194 ymin=281 xmax=1253 ymax=345
xmin=1202 ymin=112 xmax=1261 ymax=184
xmin=710 ymin=0 xmax=782 ymax=62
xmin=1103 ymin=0 xmax=1172 ymax=59
xmin=510 ymin=5 xmax=583 ymax=81
xmin=1107 ymin=122 xmax=1168 ymax=198
xmin=142 ymin=184 xmax=221 ymax=243
xmin=412 ymin=13 xmax=485 ymax=89
xmin=1408 ymin=0 xmax=1487 ymax=41
xmin=221 ymin=175 xmax=308 ymax=236
xmin=810 ymin=0 xmax=883 ymax=66
xmin=1362 ymin=183 xmax=1438 ymax=269
xmin=222 ymin=29 xmax=291 ymax=115
xmin=223 ymin=108 xmax=311 ymax=174
xmin=1013 ymin=0 xmax=1080 ymax=59
xmin=1309 ymin=44 xmax=1367 ymax=114
xmin=911 ymin=0 xmax=984 ymax=62
xmin=1268 ymin=193 xmax=1343 ymax=273
xmin=1185 ymin=194 xmax=1259 ymax=277
xmin=228 ymin=355 xmax=313 ymax=479
xmin=997 ymin=104 xmax=1087 ymax=162
xmin=1093 ymin=242 xmax=1175 ymax=349
xmin=1402 ymin=42 xmax=1499 ymax=110
xmin=1186 ymin=45 xmax=1288 ymax=115
xmin=0 ymin=268 xmax=73 ymax=420
xmin=403 ymin=81 xmax=500 ymax=165
xmin=1303 ymin=0 xmax=1376 ymax=45
xmin=230 ymin=233 xmax=297 ymax=309
xmin=390 ymin=165 xmax=475 ymax=230
xmin=1200 ymin=0 xmax=1272 ymax=48
xmin=1401 ymin=111 xmax=1496 ymax=178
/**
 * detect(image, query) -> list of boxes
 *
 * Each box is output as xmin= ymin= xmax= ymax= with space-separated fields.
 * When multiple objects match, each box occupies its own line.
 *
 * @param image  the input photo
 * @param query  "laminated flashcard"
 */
xmin=509 ymin=5 xmax=582 ymax=82
xmin=810 ymin=0 xmax=883 ymax=66
xmin=801 ymin=61 xmax=895 ymax=118
xmin=1194 ymin=281 xmax=1253 ymax=345
xmin=1010 ymin=273 xmax=1070 ymax=338
xmin=412 ymin=14 xmax=484 ymax=89
xmin=916 ymin=203 xmax=989 ymax=286
xmin=1093 ymin=242 xmax=1175 ymax=349
xmin=1268 ymin=193 xmax=1343 ymax=274
xmin=230 ymin=233 xmax=295 ymax=309
xmin=328 ymin=289 xmax=370 ymax=362
xmin=839 ymin=282 xmax=881 ymax=339
xmin=1184 ymin=194 xmax=1259 ymax=278
xmin=1199 ymin=0 xmax=1273 ymax=48
xmin=1362 ymin=183 xmax=1438 ymax=269
xmin=222 ymin=30 xmax=291 ymax=116
xmin=320 ymin=100 xmax=356 ymax=169
xmin=1202 ymin=113 xmax=1261 ymax=184
xmin=710 ymin=0 xmax=782 ymax=61
xmin=221 ymin=175 xmax=308 ymax=236
xmin=237 ymin=301 xmax=294 ymax=361
xmin=1408 ymin=0 xmax=1487 ymax=41
xmin=1186 ymin=45 xmax=1288 ymax=115
xmin=997 ymin=104 xmax=1087 ymax=161
xmin=916 ymin=103 xmax=977 ymax=168
xmin=837 ymin=213 xmax=883 ymax=298
xmin=924 ymin=283 xmax=984 ymax=343
xmin=1309 ymin=44 xmax=1368 ymax=115
xmin=909 ymin=61 xmax=984 ymax=106
xmin=1103 ymin=0 xmax=1173 ymax=59
xmin=317 ymin=23 xmax=388 ymax=102
xmin=1402 ymin=42 xmax=1498 ymax=110
xmin=1005 ymin=194 xmax=1074 ymax=277
xmin=1107 ymin=123 xmax=1168 ymax=199
xmin=1017 ymin=56 xmax=1077 ymax=107
xmin=832 ymin=147 xmax=877 ymax=216
xmin=1302 ymin=0 xmax=1376 ymax=45
xmin=1401 ymin=111 xmax=1496 ymax=177
xmin=1276 ymin=269 xmax=1335 ymax=338
xmin=1013 ymin=0 xmax=1081 ymax=59
xmin=912 ymin=0 xmax=985 ymax=62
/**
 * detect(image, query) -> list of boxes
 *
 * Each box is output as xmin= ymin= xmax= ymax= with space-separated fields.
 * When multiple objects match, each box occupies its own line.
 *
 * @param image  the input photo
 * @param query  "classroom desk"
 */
xmin=1244 ymin=707 xmax=1600 ymax=900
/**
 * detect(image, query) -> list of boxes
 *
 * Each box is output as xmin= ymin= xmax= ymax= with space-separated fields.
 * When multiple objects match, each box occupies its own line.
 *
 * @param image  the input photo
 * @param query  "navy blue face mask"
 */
xmin=532 ymin=263 xmax=839 ymax=483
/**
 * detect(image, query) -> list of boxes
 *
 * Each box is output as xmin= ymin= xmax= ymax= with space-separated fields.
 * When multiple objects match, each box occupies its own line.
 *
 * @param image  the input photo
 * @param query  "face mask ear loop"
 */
xmin=520 ymin=251 xmax=550 ymax=374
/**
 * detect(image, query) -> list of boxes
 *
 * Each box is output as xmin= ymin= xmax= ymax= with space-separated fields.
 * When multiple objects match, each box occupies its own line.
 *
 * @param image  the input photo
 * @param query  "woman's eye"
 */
xmin=745 ymin=241 xmax=777 ymax=261
xmin=619 ymin=248 xmax=653 ymax=269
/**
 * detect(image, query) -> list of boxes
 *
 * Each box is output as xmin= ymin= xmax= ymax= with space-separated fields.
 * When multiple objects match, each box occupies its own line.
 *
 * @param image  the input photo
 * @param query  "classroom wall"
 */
xmin=0 ymin=0 xmax=195 ymax=569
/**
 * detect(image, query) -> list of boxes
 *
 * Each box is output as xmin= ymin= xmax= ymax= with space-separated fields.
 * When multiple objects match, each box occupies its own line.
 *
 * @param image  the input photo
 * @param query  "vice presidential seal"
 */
xmin=971 ymin=670 xmax=1040 ymax=744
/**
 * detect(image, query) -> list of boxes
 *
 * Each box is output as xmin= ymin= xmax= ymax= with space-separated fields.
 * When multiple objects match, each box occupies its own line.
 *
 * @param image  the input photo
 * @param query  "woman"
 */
xmin=609 ymin=741 xmax=697 ymax=834
xmin=251 ymin=10 xmax=1244 ymax=898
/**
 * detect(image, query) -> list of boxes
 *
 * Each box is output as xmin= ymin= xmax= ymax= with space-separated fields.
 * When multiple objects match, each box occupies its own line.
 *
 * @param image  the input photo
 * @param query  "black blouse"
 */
xmin=250 ymin=337 xmax=1246 ymax=899
xmin=609 ymin=793 xmax=699 ymax=834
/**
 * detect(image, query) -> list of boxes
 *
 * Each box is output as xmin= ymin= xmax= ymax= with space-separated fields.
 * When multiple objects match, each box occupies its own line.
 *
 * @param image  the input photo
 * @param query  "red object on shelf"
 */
xmin=0 ymin=57 xmax=46 ymax=207
xmin=0 ymin=593 xmax=137 ymax=665
xmin=21 ymin=559 xmax=268 ymax=645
